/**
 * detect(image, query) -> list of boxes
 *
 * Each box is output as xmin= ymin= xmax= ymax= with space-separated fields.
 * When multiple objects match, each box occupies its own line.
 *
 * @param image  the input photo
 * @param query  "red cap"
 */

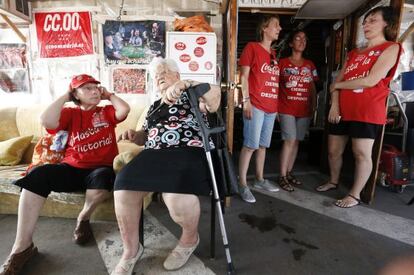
xmin=70 ymin=74 xmax=100 ymax=89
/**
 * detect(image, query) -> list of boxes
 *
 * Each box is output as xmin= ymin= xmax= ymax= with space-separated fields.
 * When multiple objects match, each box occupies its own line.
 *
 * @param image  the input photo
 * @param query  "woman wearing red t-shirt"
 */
xmin=278 ymin=30 xmax=318 ymax=192
xmin=238 ymin=15 xmax=282 ymax=203
xmin=0 ymin=74 xmax=130 ymax=274
xmin=316 ymin=6 xmax=401 ymax=208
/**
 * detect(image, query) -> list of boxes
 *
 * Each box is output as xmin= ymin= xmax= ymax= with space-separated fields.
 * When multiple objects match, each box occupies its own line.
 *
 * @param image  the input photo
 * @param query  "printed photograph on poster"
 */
xmin=0 ymin=70 xmax=30 ymax=93
xmin=112 ymin=67 xmax=147 ymax=94
xmin=0 ymin=44 xmax=27 ymax=69
xmin=103 ymin=20 xmax=165 ymax=65
xmin=0 ymin=44 xmax=30 ymax=93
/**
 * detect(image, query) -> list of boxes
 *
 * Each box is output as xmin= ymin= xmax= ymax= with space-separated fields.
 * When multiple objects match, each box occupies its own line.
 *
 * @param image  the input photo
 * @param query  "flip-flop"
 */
xmin=316 ymin=182 xmax=338 ymax=192
xmin=334 ymin=194 xmax=361 ymax=208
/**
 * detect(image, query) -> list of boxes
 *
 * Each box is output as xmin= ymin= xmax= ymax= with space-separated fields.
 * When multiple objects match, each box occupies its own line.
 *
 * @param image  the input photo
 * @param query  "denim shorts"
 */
xmin=279 ymin=114 xmax=311 ymax=141
xmin=243 ymin=105 xmax=277 ymax=149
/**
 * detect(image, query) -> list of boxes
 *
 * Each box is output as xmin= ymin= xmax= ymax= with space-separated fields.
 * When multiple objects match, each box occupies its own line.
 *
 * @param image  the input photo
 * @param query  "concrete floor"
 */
xmin=1 ymin=148 xmax=414 ymax=275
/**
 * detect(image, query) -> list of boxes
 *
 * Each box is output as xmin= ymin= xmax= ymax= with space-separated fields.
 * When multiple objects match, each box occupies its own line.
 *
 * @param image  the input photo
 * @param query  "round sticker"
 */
xmin=194 ymin=47 xmax=204 ymax=57
xmin=175 ymin=42 xmax=186 ymax=51
xmin=204 ymin=61 xmax=213 ymax=70
xmin=196 ymin=36 xmax=207 ymax=45
xmin=189 ymin=61 xmax=199 ymax=72
xmin=179 ymin=54 xmax=191 ymax=62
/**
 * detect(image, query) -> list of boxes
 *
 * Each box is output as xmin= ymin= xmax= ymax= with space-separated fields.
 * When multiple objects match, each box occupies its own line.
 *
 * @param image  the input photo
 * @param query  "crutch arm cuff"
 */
xmin=190 ymin=83 xmax=211 ymax=99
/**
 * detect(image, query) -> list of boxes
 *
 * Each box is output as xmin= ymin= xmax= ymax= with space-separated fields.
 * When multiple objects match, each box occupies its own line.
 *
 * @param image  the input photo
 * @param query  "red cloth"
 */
xmin=339 ymin=42 xmax=401 ymax=124
xmin=47 ymin=105 xmax=121 ymax=168
xmin=239 ymin=42 xmax=280 ymax=113
xmin=278 ymin=58 xmax=318 ymax=117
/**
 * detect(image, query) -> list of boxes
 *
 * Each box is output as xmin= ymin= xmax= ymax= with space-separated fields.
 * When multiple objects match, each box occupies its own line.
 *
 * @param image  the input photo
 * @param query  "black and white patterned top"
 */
xmin=143 ymin=91 xmax=214 ymax=150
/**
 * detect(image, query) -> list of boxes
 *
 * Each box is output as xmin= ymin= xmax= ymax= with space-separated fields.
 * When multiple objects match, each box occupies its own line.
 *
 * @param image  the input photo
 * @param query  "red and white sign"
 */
xmin=34 ymin=11 xmax=94 ymax=58
xmin=189 ymin=61 xmax=199 ymax=71
xmin=193 ymin=47 xmax=204 ymax=57
xmin=175 ymin=42 xmax=186 ymax=51
xmin=166 ymin=32 xmax=216 ymax=84
xmin=196 ymin=36 xmax=207 ymax=45
xmin=179 ymin=54 xmax=191 ymax=62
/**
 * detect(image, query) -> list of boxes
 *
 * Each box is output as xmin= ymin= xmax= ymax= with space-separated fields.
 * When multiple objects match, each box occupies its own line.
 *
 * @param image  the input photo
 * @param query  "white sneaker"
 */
xmin=163 ymin=236 xmax=200 ymax=271
xmin=239 ymin=185 xmax=256 ymax=203
xmin=253 ymin=179 xmax=279 ymax=192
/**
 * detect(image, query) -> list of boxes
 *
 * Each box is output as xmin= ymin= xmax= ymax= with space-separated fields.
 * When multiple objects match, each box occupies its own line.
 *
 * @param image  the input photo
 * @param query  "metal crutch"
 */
xmin=186 ymin=84 xmax=236 ymax=275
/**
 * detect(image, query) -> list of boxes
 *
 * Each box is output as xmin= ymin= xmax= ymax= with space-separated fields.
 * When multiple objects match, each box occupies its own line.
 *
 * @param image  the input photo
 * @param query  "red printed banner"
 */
xmin=34 ymin=11 xmax=93 ymax=58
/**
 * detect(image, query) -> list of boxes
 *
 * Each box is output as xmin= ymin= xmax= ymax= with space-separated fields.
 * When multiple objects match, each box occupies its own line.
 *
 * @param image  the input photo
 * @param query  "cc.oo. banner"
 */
xmin=34 ymin=11 xmax=94 ymax=58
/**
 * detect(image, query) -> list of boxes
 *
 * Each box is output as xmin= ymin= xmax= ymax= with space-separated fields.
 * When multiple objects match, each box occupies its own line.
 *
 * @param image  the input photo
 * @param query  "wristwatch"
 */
xmin=242 ymin=97 xmax=250 ymax=103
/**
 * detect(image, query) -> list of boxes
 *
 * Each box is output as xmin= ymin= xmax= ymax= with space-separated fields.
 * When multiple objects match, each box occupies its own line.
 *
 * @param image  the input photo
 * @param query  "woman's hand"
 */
xmin=329 ymin=83 xmax=337 ymax=93
xmin=243 ymin=100 xmax=253 ymax=120
xmin=328 ymin=104 xmax=341 ymax=124
xmin=118 ymin=129 xmax=147 ymax=145
xmin=99 ymin=86 xmax=113 ymax=100
xmin=162 ymin=81 xmax=186 ymax=106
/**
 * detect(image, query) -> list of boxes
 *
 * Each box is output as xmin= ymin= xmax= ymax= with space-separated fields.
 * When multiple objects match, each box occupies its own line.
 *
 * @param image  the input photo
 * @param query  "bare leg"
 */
xmin=163 ymin=193 xmax=199 ymax=246
xmin=238 ymin=146 xmax=255 ymax=186
xmin=12 ymin=190 xmax=46 ymax=254
xmin=317 ymin=135 xmax=349 ymax=192
xmin=287 ymin=141 xmax=300 ymax=173
xmin=280 ymin=140 xmax=296 ymax=177
xmin=328 ymin=134 xmax=349 ymax=184
xmin=113 ymin=191 xmax=147 ymax=261
xmin=77 ymin=189 xmax=111 ymax=222
xmin=336 ymin=138 xmax=375 ymax=207
xmin=255 ymin=147 xmax=266 ymax=181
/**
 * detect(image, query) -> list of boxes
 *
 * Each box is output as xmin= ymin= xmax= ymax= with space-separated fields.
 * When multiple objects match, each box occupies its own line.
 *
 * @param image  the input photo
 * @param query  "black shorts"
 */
xmin=328 ymin=121 xmax=382 ymax=139
xmin=14 ymin=163 xmax=115 ymax=198
xmin=114 ymin=147 xmax=212 ymax=196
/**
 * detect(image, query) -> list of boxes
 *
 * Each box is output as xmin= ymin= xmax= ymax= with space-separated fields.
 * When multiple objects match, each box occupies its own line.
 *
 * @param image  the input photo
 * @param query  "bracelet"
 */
xmin=242 ymin=97 xmax=250 ymax=103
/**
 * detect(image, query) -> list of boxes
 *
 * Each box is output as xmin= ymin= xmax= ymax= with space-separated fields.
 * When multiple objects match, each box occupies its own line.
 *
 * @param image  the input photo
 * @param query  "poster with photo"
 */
xmin=112 ymin=67 xmax=147 ymax=94
xmin=102 ymin=20 xmax=165 ymax=65
xmin=0 ymin=44 xmax=30 ymax=93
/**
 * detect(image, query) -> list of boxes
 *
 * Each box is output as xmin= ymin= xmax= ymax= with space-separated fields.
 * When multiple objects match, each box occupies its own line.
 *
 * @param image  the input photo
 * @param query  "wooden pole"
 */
xmin=0 ymin=14 xmax=26 ymax=43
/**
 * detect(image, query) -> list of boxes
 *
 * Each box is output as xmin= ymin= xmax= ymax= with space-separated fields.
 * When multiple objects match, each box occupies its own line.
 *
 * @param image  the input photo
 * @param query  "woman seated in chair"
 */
xmin=0 ymin=74 xmax=130 ymax=275
xmin=112 ymin=57 xmax=221 ymax=275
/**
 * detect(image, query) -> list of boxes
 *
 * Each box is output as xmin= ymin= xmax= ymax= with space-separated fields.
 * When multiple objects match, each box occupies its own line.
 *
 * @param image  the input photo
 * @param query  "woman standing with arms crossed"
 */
xmin=278 ymin=30 xmax=318 ymax=192
xmin=316 ymin=6 xmax=401 ymax=208
xmin=238 ymin=15 xmax=282 ymax=203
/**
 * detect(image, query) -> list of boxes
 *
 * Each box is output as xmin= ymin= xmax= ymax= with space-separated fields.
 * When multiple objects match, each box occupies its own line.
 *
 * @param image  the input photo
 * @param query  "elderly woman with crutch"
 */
xmin=111 ymin=57 xmax=233 ymax=275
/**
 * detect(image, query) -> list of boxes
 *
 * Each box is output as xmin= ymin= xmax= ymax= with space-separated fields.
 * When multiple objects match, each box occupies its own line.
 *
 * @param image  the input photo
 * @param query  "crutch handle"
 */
xmin=187 ymin=85 xmax=225 ymax=152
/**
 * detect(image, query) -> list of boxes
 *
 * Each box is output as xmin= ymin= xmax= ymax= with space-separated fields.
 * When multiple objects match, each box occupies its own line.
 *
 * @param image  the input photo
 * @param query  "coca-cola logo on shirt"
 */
xmin=196 ymin=36 xmax=207 ymax=45
xmin=261 ymin=63 xmax=279 ymax=75
xmin=175 ymin=42 xmax=186 ymax=50
xmin=179 ymin=54 xmax=191 ymax=62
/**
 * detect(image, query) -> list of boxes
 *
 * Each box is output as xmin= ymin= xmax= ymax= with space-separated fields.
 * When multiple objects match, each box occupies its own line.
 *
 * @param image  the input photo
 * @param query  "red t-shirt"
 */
xmin=339 ymin=42 xmax=401 ymax=124
xmin=239 ymin=42 xmax=280 ymax=113
xmin=47 ymin=105 xmax=121 ymax=169
xmin=279 ymin=58 xmax=318 ymax=117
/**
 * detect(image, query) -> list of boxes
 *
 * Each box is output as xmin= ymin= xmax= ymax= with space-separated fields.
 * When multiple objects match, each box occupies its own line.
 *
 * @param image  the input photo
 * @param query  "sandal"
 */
xmin=316 ymin=182 xmax=338 ymax=192
xmin=334 ymin=194 xmax=361 ymax=208
xmin=278 ymin=176 xmax=294 ymax=192
xmin=287 ymin=172 xmax=302 ymax=185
